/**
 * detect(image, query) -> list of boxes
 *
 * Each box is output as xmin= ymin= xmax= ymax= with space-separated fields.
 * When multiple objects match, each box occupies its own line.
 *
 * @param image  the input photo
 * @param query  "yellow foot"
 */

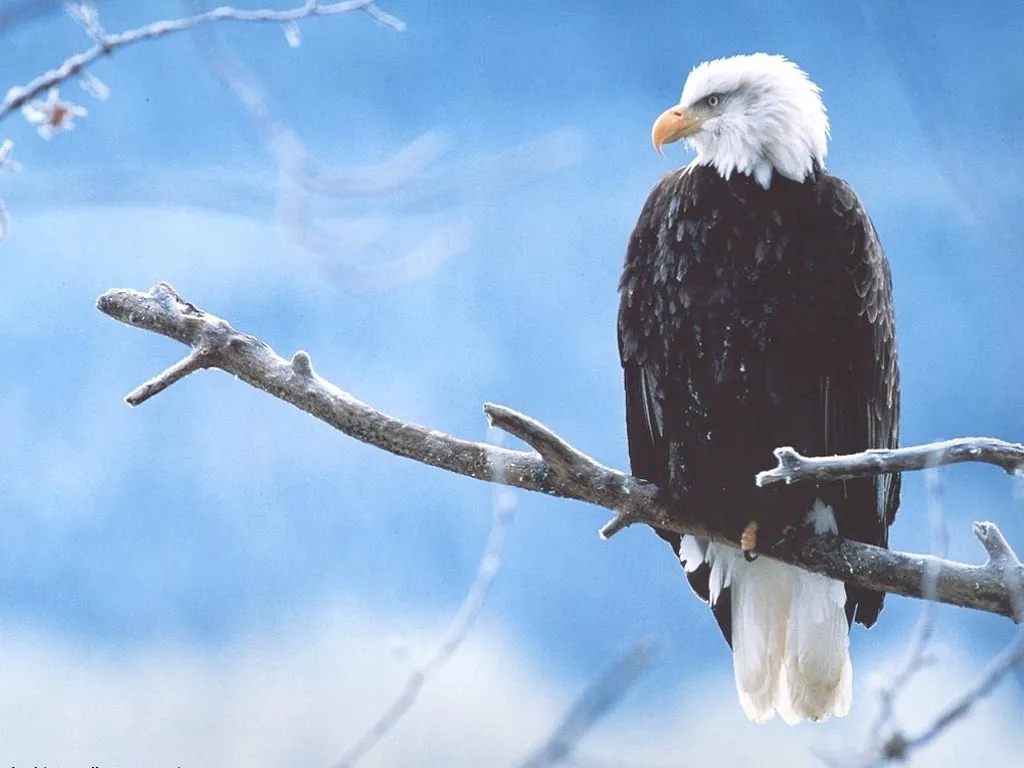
xmin=740 ymin=520 xmax=758 ymax=553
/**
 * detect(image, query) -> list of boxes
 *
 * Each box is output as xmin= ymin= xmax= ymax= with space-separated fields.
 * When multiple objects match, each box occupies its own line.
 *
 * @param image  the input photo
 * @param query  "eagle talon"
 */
xmin=772 ymin=522 xmax=813 ymax=554
xmin=740 ymin=520 xmax=758 ymax=554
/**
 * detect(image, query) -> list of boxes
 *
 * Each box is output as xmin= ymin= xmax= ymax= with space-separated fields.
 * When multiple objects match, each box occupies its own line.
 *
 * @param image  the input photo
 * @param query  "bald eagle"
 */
xmin=617 ymin=54 xmax=900 ymax=724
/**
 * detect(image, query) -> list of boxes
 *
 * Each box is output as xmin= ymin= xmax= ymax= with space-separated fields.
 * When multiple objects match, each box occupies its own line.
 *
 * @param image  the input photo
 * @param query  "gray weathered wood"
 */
xmin=97 ymin=282 xmax=1024 ymax=622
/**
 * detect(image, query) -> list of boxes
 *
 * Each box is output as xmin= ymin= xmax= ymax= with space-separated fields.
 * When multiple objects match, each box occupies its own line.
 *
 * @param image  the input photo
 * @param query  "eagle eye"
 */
xmin=705 ymin=94 xmax=720 ymax=108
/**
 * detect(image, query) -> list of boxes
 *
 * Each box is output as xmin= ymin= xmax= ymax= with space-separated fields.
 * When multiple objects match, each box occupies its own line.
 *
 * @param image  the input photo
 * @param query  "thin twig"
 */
xmin=97 ymin=283 xmax=1024 ymax=621
xmin=757 ymin=441 xmax=1024 ymax=487
xmin=125 ymin=348 xmax=213 ymax=405
xmin=516 ymin=639 xmax=658 ymax=768
xmin=0 ymin=0 xmax=404 ymax=124
xmin=486 ymin=404 xmax=597 ymax=481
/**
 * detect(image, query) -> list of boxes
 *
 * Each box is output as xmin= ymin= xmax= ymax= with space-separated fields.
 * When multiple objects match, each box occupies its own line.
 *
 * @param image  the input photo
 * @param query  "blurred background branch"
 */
xmin=334 ymin=448 xmax=517 ymax=767
xmin=517 ymin=639 xmax=658 ymax=768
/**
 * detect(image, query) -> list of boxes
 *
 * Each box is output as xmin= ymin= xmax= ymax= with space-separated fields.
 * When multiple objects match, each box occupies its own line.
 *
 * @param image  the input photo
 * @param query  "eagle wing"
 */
xmin=618 ymin=168 xmax=900 ymax=632
xmin=815 ymin=174 xmax=901 ymax=627
xmin=618 ymin=171 xmax=715 ymax=607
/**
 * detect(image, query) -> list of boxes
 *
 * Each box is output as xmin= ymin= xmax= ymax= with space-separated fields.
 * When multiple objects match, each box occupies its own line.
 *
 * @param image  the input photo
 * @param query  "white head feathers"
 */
xmin=676 ymin=53 xmax=829 ymax=188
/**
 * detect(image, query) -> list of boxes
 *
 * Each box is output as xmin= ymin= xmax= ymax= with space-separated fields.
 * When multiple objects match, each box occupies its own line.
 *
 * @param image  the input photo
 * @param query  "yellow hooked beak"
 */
xmin=651 ymin=106 xmax=702 ymax=156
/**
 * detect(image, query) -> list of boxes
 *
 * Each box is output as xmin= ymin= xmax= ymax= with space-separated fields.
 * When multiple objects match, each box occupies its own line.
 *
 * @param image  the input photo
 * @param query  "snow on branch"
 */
xmin=96 ymin=282 xmax=1024 ymax=623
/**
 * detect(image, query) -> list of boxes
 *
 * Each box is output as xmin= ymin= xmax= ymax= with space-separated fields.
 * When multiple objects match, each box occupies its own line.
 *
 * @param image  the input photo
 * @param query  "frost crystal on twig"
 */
xmin=283 ymin=20 xmax=302 ymax=47
xmin=78 ymin=71 xmax=110 ymax=101
xmin=64 ymin=0 xmax=104 ymax=41
xmin=17 ymin=88 xmax=88 ymax=139
xmin=0 ymin=139 xmax=19 ymax=172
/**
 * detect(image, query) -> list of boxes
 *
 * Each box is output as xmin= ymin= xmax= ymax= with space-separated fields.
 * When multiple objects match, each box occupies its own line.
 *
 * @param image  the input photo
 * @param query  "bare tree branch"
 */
xmin=96 ymin=282 xmax=1024 ymax=622
xmin=125 ymin=347 xmax=213 ymax=405
xmin=0 ymin=0 xmax=403 ymax=125
xmin=756 ymin=441 xmax=1024 ymax=487
xmin=516 ymin=639 xmax=658 ymax=768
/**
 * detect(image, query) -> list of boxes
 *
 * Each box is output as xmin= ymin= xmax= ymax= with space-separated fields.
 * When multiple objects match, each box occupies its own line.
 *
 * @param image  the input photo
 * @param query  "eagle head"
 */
xmin=651 ymin=53 xmax=829 ymax=188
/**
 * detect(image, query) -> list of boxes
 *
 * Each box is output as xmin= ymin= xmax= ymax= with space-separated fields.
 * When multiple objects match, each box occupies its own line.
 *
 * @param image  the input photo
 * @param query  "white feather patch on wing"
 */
xmin=808 ymin=498 xmax=839 ymax=535
xmin=678 ymin=535 xmax=707 ymax=573
xmin=706 ymin=543 xmax=738 ymax=606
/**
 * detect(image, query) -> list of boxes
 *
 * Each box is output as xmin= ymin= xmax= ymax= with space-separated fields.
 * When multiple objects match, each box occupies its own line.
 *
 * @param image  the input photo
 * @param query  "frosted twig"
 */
xmin=125 ymin=348 xmax=214 ymax=405
xmin=333 ymin=437 xmax=517 ymax=768
xmin=757 ymin=440 xmax=1024 ymax=487
xmin=517 ymin=639 xmax=657 ymax=768
xmin=97 ymin=283 xmax=1024 ymax=621
xmin=0 ymin=0 xmax=404 ymax=124
xmin=65 ymin=1 xmax=105 ymax=43
xmin=0 ymin=139 xmax=17 ymax=171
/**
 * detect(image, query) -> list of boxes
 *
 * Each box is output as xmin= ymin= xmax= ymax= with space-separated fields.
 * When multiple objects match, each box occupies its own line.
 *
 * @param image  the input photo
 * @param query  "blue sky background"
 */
xmin=1 ymin=1 xmax=1023 ymax=765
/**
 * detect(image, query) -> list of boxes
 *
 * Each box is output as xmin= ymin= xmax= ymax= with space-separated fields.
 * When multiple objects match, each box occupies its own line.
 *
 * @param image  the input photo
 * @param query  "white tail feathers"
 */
xmin=680 ymin=502 xmax=853 ymax=724
xmin=731 ymin=554 xmax=852 ymax=724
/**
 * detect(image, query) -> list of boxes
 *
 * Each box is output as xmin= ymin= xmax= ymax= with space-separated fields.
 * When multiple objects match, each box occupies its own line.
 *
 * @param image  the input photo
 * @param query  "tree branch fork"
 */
xmin=97 ymin=282 xmax=1024 ymax=622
